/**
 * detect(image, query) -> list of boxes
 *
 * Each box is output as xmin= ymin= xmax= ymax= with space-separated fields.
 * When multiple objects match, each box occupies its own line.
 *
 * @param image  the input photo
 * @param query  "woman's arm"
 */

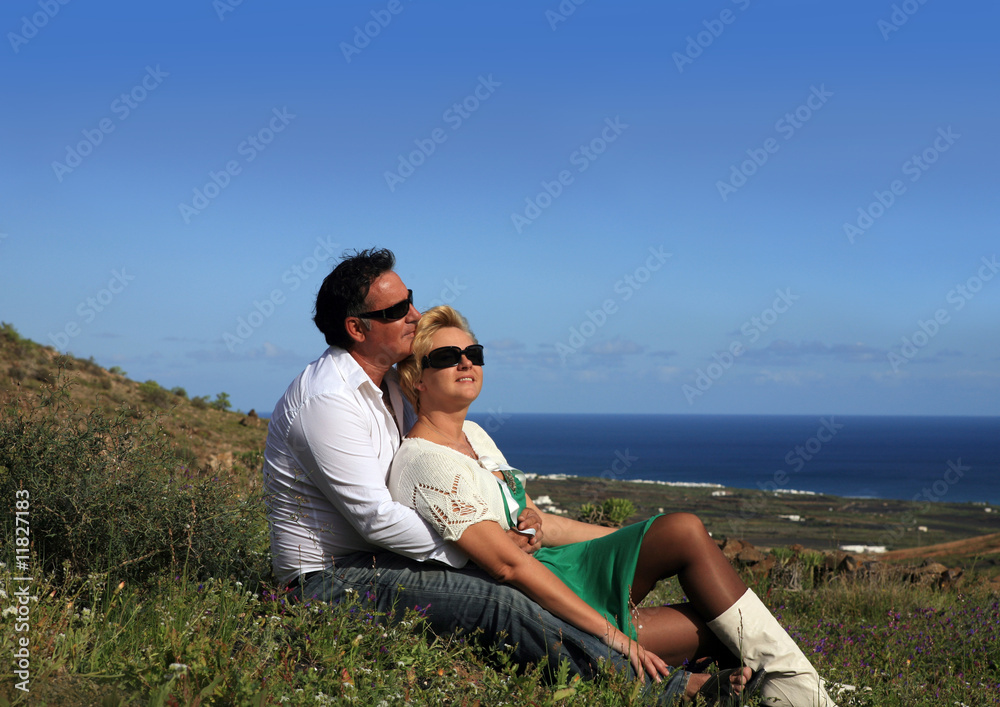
xmin=455 ymin=519 xmax=669 ymax=681
xmin=523 ymin=494 xmax=617 ymax=546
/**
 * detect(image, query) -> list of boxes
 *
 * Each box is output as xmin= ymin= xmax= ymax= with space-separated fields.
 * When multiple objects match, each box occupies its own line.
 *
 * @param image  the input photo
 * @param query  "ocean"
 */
xmin=466 ymin=413 xmax=1000 ymax=505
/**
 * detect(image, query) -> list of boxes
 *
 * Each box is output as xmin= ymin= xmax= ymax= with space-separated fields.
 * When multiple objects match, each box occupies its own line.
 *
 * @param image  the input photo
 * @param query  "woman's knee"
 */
xmin=652 ymin=512 xmax=709 ymax=545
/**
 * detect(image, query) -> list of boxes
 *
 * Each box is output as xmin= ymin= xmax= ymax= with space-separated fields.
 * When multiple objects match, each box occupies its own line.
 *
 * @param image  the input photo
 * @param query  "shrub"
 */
xmin=0 ymin=321 xmax=23 ymax=344
xmin=191 ymin=395 xmax=209 ymax=410
xmin=109 ymin=365 xmax=127 ymax=377
xmin=0 ymin=384 xmax=270 ymax=588
xmin=139 ymin=379 xmax=172 ymax=408
xmin=0 ymin=322 xmax=37 ymax=358
xmin=170 ymin=386 xmax=188 ymax=399
xmin=212 ymin=392 xmax=232 ymax=411
xmin=577 ymin=498 xmax=636 ymax=527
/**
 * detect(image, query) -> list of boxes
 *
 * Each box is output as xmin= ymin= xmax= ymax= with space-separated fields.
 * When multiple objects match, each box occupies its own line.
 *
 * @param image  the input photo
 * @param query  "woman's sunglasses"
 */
xmin=422 ymin=344 xmax=485 ymax=369
xmin=356 ymin=290 xmax=413 ymax=321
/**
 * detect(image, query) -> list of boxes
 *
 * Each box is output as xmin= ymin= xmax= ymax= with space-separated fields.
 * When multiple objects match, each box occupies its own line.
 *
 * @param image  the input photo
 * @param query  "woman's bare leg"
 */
xmin=634 ymin=603 xmax=740 ymax=668
xmin=630 ymin=513 xmax=747 ymax=621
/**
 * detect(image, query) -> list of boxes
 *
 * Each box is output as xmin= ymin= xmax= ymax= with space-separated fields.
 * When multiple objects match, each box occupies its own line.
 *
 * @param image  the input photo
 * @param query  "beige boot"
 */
xmin=707 ymin=589 xmax=837 ymax=707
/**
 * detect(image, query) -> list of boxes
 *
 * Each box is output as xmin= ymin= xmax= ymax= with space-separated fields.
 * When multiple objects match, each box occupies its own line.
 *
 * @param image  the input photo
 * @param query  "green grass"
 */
xmin=2 ymin=563 xmax=997 ymax=705
xmin=0 ymin=567 xmax=679 ymax=706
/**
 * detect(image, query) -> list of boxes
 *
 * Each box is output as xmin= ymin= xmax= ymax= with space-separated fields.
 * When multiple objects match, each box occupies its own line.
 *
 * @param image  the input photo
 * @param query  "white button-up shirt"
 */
xmin=263 ymin=345 xmax=467 ymax=584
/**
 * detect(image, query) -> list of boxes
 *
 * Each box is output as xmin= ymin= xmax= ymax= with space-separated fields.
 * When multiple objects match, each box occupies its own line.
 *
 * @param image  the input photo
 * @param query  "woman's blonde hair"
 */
xmin=397 ymin=305 xmax=477 ymax=412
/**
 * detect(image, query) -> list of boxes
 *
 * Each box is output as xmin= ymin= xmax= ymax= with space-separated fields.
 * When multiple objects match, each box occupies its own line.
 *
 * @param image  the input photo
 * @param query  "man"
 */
xmin=263 ymin=248 xmax=688 ymax=702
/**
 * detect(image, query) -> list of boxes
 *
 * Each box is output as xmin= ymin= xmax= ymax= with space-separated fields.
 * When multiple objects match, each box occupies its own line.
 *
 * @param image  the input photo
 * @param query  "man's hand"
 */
xmin=505 ymin=508 xmax=543 ymax=553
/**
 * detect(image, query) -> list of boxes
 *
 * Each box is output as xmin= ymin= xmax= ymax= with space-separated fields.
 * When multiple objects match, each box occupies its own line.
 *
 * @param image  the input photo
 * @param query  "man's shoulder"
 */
xmin=273 ymin=347 xmax=367 ymax=416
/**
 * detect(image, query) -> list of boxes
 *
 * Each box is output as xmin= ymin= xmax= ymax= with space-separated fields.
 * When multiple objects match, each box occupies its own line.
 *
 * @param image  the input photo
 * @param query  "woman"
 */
xmin=388 ymin=306 xmax=836 ymax=707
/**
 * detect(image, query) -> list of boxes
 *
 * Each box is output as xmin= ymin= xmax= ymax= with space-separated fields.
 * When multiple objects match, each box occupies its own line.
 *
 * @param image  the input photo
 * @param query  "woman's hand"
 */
xmin=505 ymin=507 xmax=543 ymax=552
xmin=604 ymin=627 xmax=672 ymax=682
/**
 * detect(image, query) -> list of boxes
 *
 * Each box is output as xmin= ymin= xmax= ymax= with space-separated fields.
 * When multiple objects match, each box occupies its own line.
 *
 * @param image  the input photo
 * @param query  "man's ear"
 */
xmin=344 ymin=317 xmax=367 ymax=344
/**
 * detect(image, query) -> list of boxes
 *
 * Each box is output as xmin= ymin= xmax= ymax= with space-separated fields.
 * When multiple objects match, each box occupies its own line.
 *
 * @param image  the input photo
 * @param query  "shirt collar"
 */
xmin=327 ymin=345 xmax=380 ymax=395
xmin=327 ymin=345 xmax=403 ymax=398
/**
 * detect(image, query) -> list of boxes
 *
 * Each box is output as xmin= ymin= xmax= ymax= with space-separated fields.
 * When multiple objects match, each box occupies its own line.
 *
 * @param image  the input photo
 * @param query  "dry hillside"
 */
xmin=0 ymin=322 xmax=268 ymax=479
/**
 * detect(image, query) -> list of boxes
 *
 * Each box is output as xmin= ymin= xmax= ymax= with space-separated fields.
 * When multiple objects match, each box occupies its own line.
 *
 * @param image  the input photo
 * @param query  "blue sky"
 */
xmin=2 ymin=1 xmax=998 ymax=416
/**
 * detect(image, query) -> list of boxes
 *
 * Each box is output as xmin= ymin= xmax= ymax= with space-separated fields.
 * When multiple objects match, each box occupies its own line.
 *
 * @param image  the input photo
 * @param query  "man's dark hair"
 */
xmin=313 ymin=248 xmax=396 ymax=349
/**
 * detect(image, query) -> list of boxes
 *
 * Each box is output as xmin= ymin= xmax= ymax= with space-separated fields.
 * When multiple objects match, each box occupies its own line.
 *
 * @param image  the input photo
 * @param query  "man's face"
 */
xmin=355 ymin=271 xmax=421 ymax=367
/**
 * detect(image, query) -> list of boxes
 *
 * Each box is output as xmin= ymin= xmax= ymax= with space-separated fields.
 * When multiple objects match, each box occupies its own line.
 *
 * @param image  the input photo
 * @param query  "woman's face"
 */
xmin=416 ymin=326 xmax=483 ymax=410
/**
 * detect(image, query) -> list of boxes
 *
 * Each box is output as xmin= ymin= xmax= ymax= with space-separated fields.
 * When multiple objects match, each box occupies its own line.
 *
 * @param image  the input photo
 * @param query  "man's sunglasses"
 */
xmin=356 ymin=290 xmax=413 ymax=321
xmin=422 ymin=344 xmax=485 ymax=369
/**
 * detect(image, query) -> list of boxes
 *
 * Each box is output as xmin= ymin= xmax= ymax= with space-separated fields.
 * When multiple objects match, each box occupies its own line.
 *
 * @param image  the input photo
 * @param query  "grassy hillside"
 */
xmin=0 ymin=322 xmax=267 ymax=480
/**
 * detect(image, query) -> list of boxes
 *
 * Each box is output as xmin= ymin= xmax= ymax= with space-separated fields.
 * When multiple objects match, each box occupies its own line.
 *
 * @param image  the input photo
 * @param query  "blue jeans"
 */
xmin=294 ymin=552 xmax=689 ymax=705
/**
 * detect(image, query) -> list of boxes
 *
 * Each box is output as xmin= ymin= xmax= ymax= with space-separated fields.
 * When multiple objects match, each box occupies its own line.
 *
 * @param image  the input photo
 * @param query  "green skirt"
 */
xmin=533 ymin=515 xmax=658 ymax=640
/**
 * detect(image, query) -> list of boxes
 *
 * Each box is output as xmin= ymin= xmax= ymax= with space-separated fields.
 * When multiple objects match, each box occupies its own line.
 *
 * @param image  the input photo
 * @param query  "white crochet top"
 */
xmin=388 ymin=421 xmax=515 ymax=542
